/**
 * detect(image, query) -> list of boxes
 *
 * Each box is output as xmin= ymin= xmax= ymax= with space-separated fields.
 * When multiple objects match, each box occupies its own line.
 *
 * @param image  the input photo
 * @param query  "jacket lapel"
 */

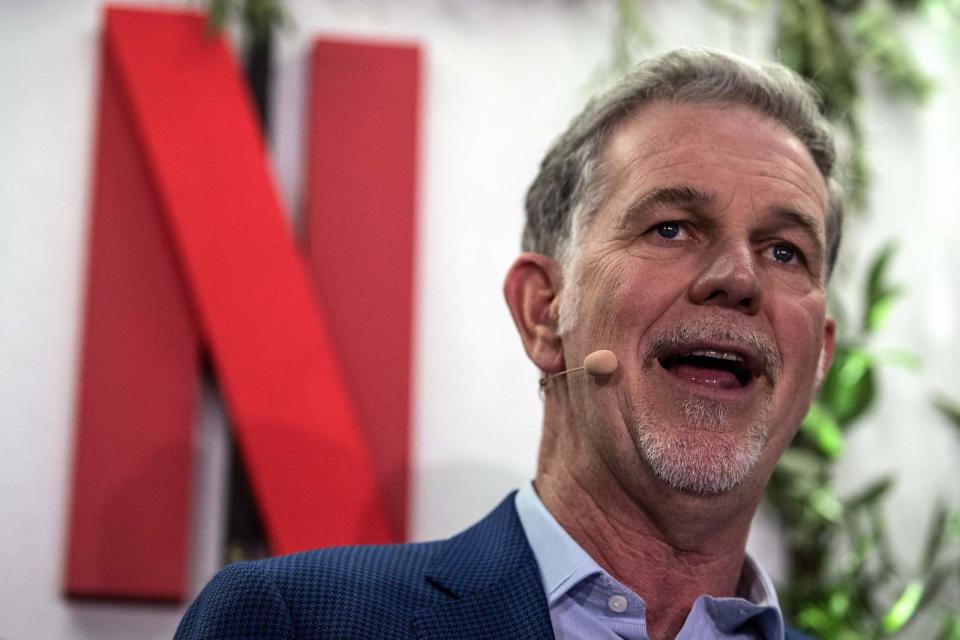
xmin=412 ymin=493 xmax=554 ymax=640
xmin=413 ymin=565 xmax=553 ymax=640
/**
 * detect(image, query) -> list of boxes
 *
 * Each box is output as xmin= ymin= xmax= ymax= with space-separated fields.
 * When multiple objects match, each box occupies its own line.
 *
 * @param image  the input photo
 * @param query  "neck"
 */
xmin=534 ymin=400 xmax=763 ymax=639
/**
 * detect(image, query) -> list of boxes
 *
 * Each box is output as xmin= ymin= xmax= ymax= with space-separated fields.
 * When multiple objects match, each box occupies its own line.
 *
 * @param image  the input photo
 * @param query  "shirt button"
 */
xmin=607 ymin=594 xmax=628 ymax=613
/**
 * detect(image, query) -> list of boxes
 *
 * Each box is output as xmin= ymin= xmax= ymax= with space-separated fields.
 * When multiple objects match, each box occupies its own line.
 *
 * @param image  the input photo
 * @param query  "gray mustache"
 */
xmin=643 ymin=320 xmax=782 ymax=383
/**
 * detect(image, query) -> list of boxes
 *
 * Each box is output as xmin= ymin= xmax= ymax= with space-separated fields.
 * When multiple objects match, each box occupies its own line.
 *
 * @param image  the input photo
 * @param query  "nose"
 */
xmin=688 ymin=242 xmax=762 ymax=314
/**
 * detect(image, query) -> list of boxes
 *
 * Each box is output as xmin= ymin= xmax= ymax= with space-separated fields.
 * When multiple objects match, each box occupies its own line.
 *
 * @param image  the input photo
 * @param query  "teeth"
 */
xmin=689 ymin=349 xmax=743 ymax=362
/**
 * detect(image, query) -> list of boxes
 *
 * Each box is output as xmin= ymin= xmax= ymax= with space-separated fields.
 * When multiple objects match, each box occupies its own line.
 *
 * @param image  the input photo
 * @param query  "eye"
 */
xmin=654 ymin=221 xmax=685 ymax=240
xmin=770 ymin=243 xmax=802 ymax=265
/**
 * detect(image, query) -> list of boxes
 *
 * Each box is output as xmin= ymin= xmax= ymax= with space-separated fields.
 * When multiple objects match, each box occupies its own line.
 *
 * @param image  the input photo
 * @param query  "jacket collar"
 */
xmin=413 ymin=492 xmax=554 ymax=640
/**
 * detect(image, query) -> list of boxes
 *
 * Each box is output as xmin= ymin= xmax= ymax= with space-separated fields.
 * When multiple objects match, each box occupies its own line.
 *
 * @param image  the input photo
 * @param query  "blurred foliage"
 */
xmin=608 ymin=0 xmax=944 ymax=211
xmin=609 ymin=0 xmax=655 ymax=76
xmin=768 ymin=243 xmax=960 ymax=637
xmin=200 ymin=0 xmax=293 ymax=126
xmin=202 ymin=0 xmax=290 ymax=46
xmin=608 ymin=1 xmax=960 ymax=635
xmin=775 ymin=0 xmax=933 ymax=210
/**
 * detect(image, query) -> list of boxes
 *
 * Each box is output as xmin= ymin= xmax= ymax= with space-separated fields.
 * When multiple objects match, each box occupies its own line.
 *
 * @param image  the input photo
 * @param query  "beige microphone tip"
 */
xmin=583 ymin=350 xmax=618 ymax=376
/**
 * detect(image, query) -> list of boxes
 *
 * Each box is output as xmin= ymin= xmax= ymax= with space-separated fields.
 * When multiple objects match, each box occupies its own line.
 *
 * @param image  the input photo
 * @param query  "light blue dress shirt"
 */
xmin=515 ymin=482 xmax=785 ymax=640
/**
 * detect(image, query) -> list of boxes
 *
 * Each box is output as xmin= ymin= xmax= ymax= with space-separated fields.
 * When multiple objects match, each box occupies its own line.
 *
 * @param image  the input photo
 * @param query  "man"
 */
xmin=176 ymin=48 xmax=840 ymax=640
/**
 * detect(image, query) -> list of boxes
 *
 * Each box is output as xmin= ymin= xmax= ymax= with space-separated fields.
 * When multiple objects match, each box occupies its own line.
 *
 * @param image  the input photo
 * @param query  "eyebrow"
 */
xmin=619 ymin=185 xmax=713 ymax=229
xmin=767 ymin=206 xmax=826 ymax=265
xmin=770 ymin=207 xmax=824 ymax=245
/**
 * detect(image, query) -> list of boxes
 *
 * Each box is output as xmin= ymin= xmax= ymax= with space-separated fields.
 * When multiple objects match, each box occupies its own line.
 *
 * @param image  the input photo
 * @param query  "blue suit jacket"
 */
xmin=175 ymin=494 xmax=811 ymax=639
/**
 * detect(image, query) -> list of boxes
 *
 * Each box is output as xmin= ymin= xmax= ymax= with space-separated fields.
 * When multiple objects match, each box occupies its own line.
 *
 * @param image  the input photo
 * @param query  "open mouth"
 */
xmin=658 ymin=347 xmax=760 ymax=389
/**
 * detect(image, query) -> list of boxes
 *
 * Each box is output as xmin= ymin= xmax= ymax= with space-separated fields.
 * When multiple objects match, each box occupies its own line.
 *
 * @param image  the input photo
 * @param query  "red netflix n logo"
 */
xmin=65 ymin=7 xmax=419 ymax=601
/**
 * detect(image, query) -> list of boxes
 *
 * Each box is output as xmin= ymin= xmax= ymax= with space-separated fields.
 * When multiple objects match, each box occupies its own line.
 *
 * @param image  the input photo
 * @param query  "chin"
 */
xmin=630 ymin=402 xmax=769 ymax=496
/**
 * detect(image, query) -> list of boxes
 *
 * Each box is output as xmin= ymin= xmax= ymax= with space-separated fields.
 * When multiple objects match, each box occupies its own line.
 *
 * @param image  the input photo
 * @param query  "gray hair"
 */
xmin=522 ymin=48 xmax=844 ymax=279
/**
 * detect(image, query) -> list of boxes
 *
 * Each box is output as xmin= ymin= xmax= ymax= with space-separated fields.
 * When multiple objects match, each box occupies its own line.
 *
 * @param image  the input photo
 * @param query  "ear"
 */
xmin=503 ymin=252 xmax=565 ymax=374
xmin=815 ymin=316 xmax=836 ymax=387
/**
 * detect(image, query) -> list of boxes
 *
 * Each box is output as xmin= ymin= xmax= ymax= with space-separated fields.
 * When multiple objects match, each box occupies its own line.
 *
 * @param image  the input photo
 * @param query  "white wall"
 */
xmin=1 ymin=1 xmax=957 ymax=638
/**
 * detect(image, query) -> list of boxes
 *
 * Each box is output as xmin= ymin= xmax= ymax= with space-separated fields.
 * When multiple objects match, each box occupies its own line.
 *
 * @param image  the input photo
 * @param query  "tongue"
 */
xmin=671 ymin=363 xmax=741 ymax=389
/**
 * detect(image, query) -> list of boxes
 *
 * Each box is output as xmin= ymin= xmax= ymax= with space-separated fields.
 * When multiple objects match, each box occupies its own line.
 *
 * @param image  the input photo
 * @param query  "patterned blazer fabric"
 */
xmin=175 ymin=493 xmax=812 ymax=639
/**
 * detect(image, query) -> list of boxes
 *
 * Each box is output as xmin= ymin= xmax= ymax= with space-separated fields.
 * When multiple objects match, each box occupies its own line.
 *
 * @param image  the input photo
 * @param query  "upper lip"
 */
xmin=655 ymin=341 xmax=764 ymax=381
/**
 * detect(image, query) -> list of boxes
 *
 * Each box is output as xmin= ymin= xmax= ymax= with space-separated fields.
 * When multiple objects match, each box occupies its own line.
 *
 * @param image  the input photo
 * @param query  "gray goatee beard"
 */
xmin=631 ymin=398 xmax=770 ymax=496
xmin=629 ymin=318 xmax=778 ymax=495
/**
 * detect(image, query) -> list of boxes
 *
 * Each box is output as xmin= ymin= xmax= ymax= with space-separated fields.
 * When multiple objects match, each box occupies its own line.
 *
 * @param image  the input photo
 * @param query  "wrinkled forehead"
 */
xmin=595 ymin=101 xmax=829 ymax=224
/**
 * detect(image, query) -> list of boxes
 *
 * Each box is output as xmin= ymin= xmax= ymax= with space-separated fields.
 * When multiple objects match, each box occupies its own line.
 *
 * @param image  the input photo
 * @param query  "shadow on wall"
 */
xmin=68 ymin=598 xmax=182 ymax=640
xmin=413 ymin=462 xmax=532 ymax=542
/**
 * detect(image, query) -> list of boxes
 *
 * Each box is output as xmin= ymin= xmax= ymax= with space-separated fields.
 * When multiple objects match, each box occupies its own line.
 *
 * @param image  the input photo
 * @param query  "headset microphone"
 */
xmin=580 ymin=350 xmax=619 ymax=376
xmin=540 ymin=350 xmax=619 ymax=392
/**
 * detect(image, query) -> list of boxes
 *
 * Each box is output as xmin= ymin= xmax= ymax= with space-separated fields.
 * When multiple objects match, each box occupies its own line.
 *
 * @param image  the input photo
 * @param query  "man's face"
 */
xmin=560 ymin=102 xmax=833 ymax=497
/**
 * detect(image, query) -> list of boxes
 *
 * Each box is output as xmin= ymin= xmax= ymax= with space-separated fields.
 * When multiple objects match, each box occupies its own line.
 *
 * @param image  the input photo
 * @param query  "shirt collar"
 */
xmin=739 ymin=551 xmax=780 ymax=609
xmin=515 ymin=481 xmax=605 ymax=605
xmin=514 ymin=481 xmax=780 ymax=608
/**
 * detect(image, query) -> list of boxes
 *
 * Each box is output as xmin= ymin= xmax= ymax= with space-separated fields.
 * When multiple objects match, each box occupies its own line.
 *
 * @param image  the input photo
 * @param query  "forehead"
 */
xmin=598 ymin=101 xmax=828 ymax=223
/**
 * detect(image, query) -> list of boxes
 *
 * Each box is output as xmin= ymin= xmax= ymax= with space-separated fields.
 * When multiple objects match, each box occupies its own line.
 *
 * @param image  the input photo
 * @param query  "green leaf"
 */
xmin=776 ymin=448 xmax=825 ymax=479
xmin=818 ymin=348 xmax=875 ymax=426
xmin=890 ymin=0 xmax=924 ymax=10
xmin=934 ymin=395 xmax=960 ymax=433
xmin=843 ymin=119 xmax=869 ymax=213
xmin=938 ymin=614 xmax=960 ymax=640
xmin=797 ymin=605 xmax=833 ymax=634
xmin=883 ymin=580 xmax=924 ymax=633
xmin=923 ymin=501 xmax=950 ymax=571
xmin=835 ymin=351 xmax=873 ymax=421
xmin=777 ymin=0 xmax=859 ymax=119
xmin=206 ymin=0 xmax=232 ymax=35
xmin=864 ymin=242 xmax=894 ymax=307
xmin=948 ymin=512 xmax=960 ymax=538
xmin=873 ymin=348 xmax=922 ymax=370
xmin=243 ymin=0 xmax=291 ymax=45
xmin=847 ymin=531 xmax=875 ymax=576
xmin=863 ymin=243 xmax=903 ymax=332
xmin=869 ymin=504 xmax=898 ymax=580
xmin=851 ymin=2 xmax=935 ymax=102
xmin=865 ymin=290 xmax=902 ymax=332
xmin=843 ymin=476 xmax=893 ymax=512
xmin=802 ymin=402 xmax=845 ymax=457
xmin=811 ymin=487 xmax=844 ymax=521
xmin=824 ymin=0 xmax=865 ymax=15
xmin=608 ymin=0 xmax=653 ymax=75
xmin=828 ymin=590 xmax=850 ymax=617
xmin=616 ymin=0 xmax=650 ymax=40
xmin=916 ymin=563 xmax=958 ymax=615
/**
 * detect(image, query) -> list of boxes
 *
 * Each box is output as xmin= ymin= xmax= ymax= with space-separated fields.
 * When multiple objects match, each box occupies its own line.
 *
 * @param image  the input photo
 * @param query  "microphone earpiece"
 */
xmin=582 ymin=350 xmax=618 ymax=376
xmin=540 ymin=350 xmax=619 ymax=393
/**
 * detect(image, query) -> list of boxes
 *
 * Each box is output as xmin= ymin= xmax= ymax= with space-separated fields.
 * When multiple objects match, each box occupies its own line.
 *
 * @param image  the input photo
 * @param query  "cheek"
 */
xmin=575 ymin=256 xmax=633 ymax=341
xmin=582 ymin=256 xmax=683 ymax=345
xmin=770 ymin=295 xmax=827 ymax=388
